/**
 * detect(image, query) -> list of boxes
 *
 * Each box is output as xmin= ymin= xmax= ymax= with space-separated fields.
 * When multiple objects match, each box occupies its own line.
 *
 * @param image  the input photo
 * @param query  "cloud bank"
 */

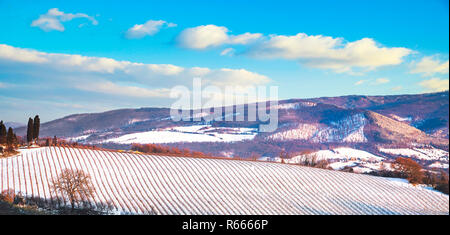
xmin=31 ymin=8 xmax=98 ymax=32
xmin=125 ymin=20 xmax=177 ymax=39
xmin=176 ymin=25 xmax=412 ymax=74
xmin=419 ymin=78 xmax=449 ymax=92
xmin=0 ymin=44 xmax=270 ymax=98
xmin=411 ymin=56 xmax=449 ymax=76
xmin=246 ymin=34 xmax=412 ymax=74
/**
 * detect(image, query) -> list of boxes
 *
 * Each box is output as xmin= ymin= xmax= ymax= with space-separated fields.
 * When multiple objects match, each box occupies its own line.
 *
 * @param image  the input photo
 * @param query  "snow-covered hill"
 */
xmin=268 ymin=114 xmax=368 ymax=143
xmin=1 ymin=147 xmax=448 ymax=215
xmin=101 ymin=125 xmax=258 ymax=144
xmin=286 ymin=146 xmax=449 ymax=173
xmin=379 ymin=147 xmax=449 ymax=162
xmin=287 ymin=147 xmax=386 ymax=173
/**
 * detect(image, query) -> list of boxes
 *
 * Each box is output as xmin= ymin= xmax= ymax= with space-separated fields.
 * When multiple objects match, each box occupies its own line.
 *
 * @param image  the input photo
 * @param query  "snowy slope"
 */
xmin=1 ymin=147 xmax=448 ymax=215
xmin=379 ymin=147 xmax=449 ymax=162
xmin=287 ymin=148 xmax=386 ymax=173
xmin=289 ymin=148 xmax=383 ymax=162
xmin=268 ymin=114 xmax=368 ymax=143
xmin=102 ymin=125 xmax=257 ymax=144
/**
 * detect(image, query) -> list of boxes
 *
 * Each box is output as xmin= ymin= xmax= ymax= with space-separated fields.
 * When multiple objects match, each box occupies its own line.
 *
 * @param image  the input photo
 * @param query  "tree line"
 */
xmin=0 ymin=121 xmax=18 ymax=153
xmin=131 ymin=143 xmax=214 ymax=158
xmin=26 ymin=115 xmax=40 ymax=145
xmin=0 ymin=115 xmax=40 ymax=154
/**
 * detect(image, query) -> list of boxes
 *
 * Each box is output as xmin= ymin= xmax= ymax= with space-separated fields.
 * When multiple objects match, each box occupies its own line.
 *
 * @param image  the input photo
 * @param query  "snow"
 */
xmin=333 ymin=148 xmax=384 ymax=161
xmin=273 ymin=101 xmax=316 ymax=110
xmin=413 ymin=148 xmax=449 ymax=161
xmin=390 ymin=114 xmax=412 ymax=122
xmin=268 ymin=123 xmax=319 ymax=141
xmin=379 ymin=147 xmax=449 ymax=161
xmin=103 ymin=125 xmax=258 ymax=144
xmin=352 ymin=166 xmax=375 ymax=174
xmin=0 ymin=147 xmax=448 ymax=215
xmin=192 ymin=112 xmax=210 ymax=119
xmin=342 ymin=126 xmax=367 ymax=143
xmin=289 ymin=148 xmax=384 ymax=163
xmin=268 ymin=114 xmax=368 ymax=143
xmin=383 ymin=177 xmax=440 ymax=192
xmin=298 ymin=101 xmax=317 ymax=107
xmin=127 ymin=118 xmax=150 ymax=125
xmin=168 ymin=125 xmax=209 ymax=133
xmin=66 ymin=134 xmax=90 ymax=142
xmin=82 ymin=129 xmax=97 ymax=135
xmin=287 ymin=148 xmax=386 ymax=173
xmin=103 ymin=130 xmax=256 ymax=144
xmin=274 ymin=103 xmax=300 ymax=109
xmin=429 ymin=162 xmax=449 ymax=169
xmin=257 ymin=157 xmax=283 ymax=163
xmin=167 ymin=125 xmax=256 ymax=134
xmin=329 ymin=161 xmax=357 ymax=170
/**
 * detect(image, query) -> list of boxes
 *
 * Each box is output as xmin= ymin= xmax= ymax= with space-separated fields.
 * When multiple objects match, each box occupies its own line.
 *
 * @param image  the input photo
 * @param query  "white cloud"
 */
xmin=177 ymin=25 xmax=228 ymax=49
xmin=45 ymin=53 xmax=130 ymax=74
xmin=146 ymin=64 xmax=184 ymax=75
xmin=177 ymin=25 xmax=262 ymax=49
xmin=0 ymin=44 xmax=48 ymax=63
xmin=125 ymin=20 xmax=176 ymax=39
xmin=354 ymin=80 xmax=366 ymax=85
xmin=76 ymin=81 xmax=171 ymax=98
xmin=188 ymin=67 xmax=211 ymax=77
xmin=354 ymin=78 xmax=390 ymax=86
xmin=203 ymin=68 xmax=270 ymax=87
xmin=0 ymin=44 xmax=270 ymax=98
xmin=246 ymin=33 xmax=412 ymax=74
xmin=176 ymin=26 xmax=411 ymax=74
xmin=229 ymin=33 xmax=263 ymax=44
xmin=31 ymin=8 xmax=98 ymax=32
xmin=220 ymin=48 xmax=235 ymax=56
xmin=373 ymin=78 xmax=390 ymax=85
xmin=419 ymin=78 xmax=449 ymax=92
xmin=411 ymin=56 xmax=449 ymax=76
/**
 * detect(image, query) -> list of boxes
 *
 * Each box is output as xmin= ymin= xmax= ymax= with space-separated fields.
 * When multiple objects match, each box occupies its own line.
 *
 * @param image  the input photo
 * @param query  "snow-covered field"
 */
xmin=287 ymin=147 xmax=386 ymax=173
xmin=379 ymin=147 xmax=449 ymax=162
xmin=1 ymin=147 xmax=448 ymax=215
xmin=273 ymin=101 xmax=317 ymax=110
xmin=288 ymin=147 xmax=384 ymax=163
xmin=428 ymin=162 xmax=449 ymax=169
xmin=282 ymin=146 xmax=450 ymax=173
xmin=102 ymin=125 xmax=257 ymax=144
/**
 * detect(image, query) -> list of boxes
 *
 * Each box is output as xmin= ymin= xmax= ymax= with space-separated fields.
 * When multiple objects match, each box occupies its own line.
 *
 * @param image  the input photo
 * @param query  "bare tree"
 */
xmin=51 ymin=169 xmax=95 ymax=212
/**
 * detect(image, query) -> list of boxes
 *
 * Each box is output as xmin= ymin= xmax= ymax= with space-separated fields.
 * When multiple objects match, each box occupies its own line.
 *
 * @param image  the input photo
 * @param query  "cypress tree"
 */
xmin=33 ymin=115 xmax=40 ymax=143
xmin=27 ymin=118 xmax=34 ymax=144
xmin=6 ymin=127 xmax=14 ymax=150
xmin=0 ymin=121 xmax=6 ymax=145
xmin=13 ymin=133 xmax=17 ymax=146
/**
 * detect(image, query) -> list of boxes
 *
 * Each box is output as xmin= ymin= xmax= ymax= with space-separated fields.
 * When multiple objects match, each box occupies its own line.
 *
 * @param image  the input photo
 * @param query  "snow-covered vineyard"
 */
xmin=0 ymin=147 xmax=448 ymax=215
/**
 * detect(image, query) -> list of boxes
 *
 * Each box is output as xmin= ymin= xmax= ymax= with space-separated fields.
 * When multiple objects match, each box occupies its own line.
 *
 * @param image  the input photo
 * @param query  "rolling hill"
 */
xmin=1 ymin=147 xmax=448 ymax=215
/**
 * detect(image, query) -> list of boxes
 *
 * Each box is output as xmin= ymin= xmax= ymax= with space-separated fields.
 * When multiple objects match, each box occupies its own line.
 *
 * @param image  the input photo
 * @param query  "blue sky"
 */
xmin=0 ymin=0 xmax=449 ymax=122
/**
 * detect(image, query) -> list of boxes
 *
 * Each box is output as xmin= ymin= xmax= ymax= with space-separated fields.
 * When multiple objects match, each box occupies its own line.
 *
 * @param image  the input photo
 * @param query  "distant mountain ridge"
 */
xmin=4 ymin=122 xmax=25 ymax=129
xmin=303 ymin=91 xmax=449 ymax=138
xmin=14 ymin=91 xmax=449 ymax=157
